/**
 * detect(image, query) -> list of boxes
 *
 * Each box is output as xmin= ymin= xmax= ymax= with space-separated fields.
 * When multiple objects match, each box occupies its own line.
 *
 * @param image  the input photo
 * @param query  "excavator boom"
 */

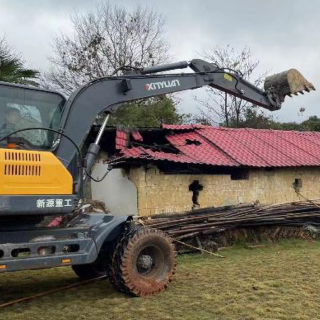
xmin=55 ymin=59 xmax=315 ymax=176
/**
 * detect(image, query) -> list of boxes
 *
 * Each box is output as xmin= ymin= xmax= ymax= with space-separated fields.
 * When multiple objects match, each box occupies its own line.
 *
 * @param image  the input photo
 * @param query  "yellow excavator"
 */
xmin=0 ymin=58 xmax=315 ymax=296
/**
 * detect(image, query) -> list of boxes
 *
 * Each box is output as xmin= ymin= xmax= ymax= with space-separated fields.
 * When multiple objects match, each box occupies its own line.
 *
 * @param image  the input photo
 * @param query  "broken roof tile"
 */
xmin=109 ymin=126 xmax=320 ymax=168
xmin=115 ymin=130 xmax=129 ymax=150
xmin=131 ymin=131 xmax=143 ymax=142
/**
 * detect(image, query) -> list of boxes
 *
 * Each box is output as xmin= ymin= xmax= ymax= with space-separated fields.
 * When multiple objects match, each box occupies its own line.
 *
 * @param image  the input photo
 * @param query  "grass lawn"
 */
xmin=1 ymin=240 xmax=320 ymax=320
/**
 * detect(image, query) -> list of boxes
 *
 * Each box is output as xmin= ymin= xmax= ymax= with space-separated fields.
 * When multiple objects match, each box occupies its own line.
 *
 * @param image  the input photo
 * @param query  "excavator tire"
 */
xmin=108 ymin=226 xmax=177 ymax=296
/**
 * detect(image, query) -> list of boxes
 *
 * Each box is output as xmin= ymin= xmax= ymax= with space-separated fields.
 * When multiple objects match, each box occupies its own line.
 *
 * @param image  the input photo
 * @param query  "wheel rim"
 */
xmin=134 ymin=244 xmax=168 ymax=281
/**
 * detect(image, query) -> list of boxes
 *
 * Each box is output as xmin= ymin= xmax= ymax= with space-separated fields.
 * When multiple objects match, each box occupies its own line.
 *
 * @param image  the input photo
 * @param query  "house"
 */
xmin=91 ymin=125 xmax=320 ymax=216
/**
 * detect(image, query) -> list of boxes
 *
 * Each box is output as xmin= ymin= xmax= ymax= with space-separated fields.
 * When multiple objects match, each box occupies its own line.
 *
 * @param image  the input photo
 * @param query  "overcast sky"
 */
xmin=1 ymin=0 xmax=319 ymax=122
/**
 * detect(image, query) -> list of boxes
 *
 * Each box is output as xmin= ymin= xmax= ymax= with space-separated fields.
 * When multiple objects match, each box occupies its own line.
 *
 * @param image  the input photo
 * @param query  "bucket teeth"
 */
xmin=264 ymin=69 xmax=315 ymax=101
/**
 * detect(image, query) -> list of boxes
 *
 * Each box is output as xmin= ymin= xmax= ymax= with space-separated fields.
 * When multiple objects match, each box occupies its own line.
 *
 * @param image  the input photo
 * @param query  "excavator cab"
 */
xmin=0 ymin=82 xmax=65 ymax=149
xmin=0 ymin=83 xmax=73 ymax=218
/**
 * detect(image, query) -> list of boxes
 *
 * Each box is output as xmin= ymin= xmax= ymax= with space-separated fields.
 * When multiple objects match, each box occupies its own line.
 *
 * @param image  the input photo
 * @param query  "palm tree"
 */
xmin=0 ymin=38 xmax=39 ymax=86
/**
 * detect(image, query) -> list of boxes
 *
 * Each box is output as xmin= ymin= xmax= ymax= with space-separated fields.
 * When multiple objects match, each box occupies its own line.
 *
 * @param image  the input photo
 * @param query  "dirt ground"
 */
xmin=1 ymin=239 xmax=320 ymax=320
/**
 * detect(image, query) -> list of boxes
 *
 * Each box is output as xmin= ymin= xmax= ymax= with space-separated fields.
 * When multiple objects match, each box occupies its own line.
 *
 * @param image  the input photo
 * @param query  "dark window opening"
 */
xmin=0 ymin=250 xmax=3 ymax=259
xmin=231 ymin=170 xmax=249 ymax=180
xmin=189 ymin=180 xmax=203 ymax=208
xmin=293 ymin=178 xmax=302 ymax=191
xmin=185 ymin=139 xmax=201 ymax=146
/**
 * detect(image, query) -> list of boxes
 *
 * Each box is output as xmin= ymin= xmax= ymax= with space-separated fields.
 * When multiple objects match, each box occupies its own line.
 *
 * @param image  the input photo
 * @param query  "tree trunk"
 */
xmin=224 ymin=93 xmax=229 ymax=127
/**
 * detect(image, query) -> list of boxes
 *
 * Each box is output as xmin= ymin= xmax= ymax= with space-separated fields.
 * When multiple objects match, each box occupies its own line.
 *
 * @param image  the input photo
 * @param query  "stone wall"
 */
xmin=128 ymin=166 xmax=320 ymax=216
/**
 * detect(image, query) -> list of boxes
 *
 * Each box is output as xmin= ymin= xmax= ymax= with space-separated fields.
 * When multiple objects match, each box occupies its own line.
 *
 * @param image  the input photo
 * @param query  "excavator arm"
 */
xmin=56 ymin=60 xmax=312 ymax=166
xmin=55 ymin=58 xmax=315 ymax=182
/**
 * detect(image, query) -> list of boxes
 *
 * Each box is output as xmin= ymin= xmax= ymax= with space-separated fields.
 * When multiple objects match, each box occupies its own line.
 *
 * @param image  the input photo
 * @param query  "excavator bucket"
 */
xmin=264 ymin=69 xmax=315 ymax=102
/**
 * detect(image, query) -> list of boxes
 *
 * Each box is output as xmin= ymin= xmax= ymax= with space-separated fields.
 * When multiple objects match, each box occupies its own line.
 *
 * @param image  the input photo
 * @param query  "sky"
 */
xmin=0 ymin=0 xmax=319 ymax=123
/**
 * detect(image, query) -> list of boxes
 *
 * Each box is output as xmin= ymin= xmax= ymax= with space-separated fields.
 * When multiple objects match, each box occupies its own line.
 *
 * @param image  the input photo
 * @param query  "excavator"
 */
xmin=0 ymin=58 xmax=315 ymax=296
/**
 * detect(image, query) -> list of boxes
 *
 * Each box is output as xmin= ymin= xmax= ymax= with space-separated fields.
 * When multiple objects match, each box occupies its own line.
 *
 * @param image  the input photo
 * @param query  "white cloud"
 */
xmin=0 ymin=0 xmax=319 ymax=122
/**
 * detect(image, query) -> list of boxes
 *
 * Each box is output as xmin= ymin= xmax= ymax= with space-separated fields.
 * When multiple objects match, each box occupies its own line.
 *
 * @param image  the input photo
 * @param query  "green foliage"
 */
xmin=295 ymin=115 xmax=320 ymax=131
xmin=221 ymin=107 xmax=320 ymax=132
xmin=109 ymin=97 xmax=191 ymax=128
xmin=226 ymin=108 xmax=275 ymax=129
xmin=270 ymin=115 xmax=320 ymax=132
xmin=271 ymin=121 xmax=303 ymax=131
xmin=0 ymin=38 xmax=39 ymax=86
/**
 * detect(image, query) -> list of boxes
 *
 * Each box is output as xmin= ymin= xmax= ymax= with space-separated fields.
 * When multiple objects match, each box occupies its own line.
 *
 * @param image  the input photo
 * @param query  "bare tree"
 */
xmin=196 ymin=45 xmax=268 ymax=127
xmin=44 ymin=3 xmax=169 ymax=95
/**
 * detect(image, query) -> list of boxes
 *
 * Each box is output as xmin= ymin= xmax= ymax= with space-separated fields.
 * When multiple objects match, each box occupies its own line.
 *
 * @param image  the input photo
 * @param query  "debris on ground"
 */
xmin=79 ymin=200 xmax=108 ymax=213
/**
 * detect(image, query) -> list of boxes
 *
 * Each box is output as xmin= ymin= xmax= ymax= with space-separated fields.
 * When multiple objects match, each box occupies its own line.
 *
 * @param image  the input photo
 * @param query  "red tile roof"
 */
xmin=109 ymin=125 xmax=320 ymax=168
xmin=115 ymin=130 xmax=129 ymax=150
xmin=166 ymin=131 xmax=237 ymax=166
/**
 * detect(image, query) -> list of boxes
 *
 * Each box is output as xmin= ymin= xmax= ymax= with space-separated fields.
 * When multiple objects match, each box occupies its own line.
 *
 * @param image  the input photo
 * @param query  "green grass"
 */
xmin=1 ymin=240 xmax=320 ymax=320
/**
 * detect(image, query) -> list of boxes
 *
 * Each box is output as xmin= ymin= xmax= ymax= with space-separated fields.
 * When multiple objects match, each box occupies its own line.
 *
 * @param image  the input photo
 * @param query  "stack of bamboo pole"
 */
xmin=139 ymin=200 xmax=320 ymax=240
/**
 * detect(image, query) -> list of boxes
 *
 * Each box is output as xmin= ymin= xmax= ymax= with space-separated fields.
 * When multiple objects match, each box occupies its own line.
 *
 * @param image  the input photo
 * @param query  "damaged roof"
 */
xmin=107 ymin=125 xmax=320 ymax=168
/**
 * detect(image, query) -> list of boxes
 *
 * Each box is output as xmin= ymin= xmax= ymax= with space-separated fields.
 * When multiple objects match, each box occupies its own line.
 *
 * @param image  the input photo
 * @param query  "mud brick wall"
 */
xmin=128 ymin=166 xmax=320 ymax=216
